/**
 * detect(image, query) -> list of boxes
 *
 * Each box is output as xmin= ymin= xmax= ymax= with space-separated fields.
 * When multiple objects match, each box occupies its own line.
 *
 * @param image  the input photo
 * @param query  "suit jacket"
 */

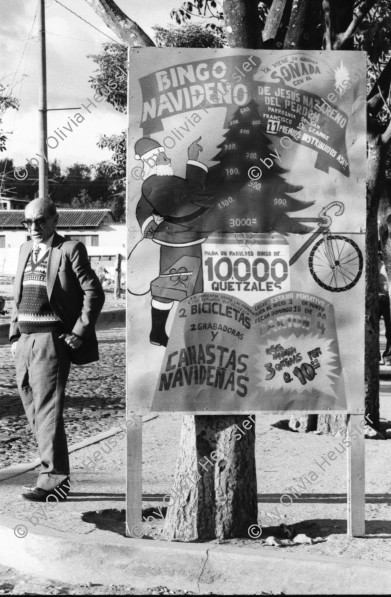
xmin=10 ymin=231 xmax=105 ymax=364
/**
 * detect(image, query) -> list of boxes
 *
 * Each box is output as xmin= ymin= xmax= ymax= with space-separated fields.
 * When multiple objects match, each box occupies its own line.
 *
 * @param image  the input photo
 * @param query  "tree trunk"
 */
xmin=223 ymin=0 xmax=262 ymax=48
xmin=283 ymin=0 xmax=311 ymax=49
xmin=365 ymin=125 xmax=388 ymax=428
xmin=262 ymin=0 xmax=289 ymax=44
xmin=84 ymin=0 xmax=155 ymax=46
xmin=314 ymin=414 xmax=348 ymax=434
xmin=293 ymin=126 xmax=383 ymax=432
xmin=163 ymin=415 xmax=258 ymax=541
xmin=378 ymin=197 xmax=391 ymax=335
xmin=114 ymin=253 xmax=122 ymax=299
xmin=290 ymin=0 xmax=381 ymax=434
xmin=163 ymin=0 xmax=261 ymax=542
xmin=328 ymin=0 xmax=355 ymax=49
xmin=288 ymin=413 xmax=318 ymax=433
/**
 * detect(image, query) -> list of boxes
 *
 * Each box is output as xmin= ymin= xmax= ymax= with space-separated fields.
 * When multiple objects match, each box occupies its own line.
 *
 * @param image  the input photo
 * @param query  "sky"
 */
xmin=0 ymin=0 xmax=178 ymax=176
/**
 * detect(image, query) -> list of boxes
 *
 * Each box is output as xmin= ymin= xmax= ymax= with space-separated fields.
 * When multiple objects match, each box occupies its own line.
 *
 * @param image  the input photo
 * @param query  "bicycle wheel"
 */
xmin=309 ymin=234 xmax=363 ymax=292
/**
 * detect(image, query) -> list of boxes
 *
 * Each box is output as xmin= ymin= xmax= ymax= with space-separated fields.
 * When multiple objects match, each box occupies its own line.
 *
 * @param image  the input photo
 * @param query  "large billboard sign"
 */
xmin=127 ymin=49 xmax=366 ymax=414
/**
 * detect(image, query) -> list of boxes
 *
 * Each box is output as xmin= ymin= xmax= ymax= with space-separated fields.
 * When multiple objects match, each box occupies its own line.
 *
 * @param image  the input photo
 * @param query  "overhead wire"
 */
xmin=0 ymin=0 xmax=39 ymax=197
xmin=46 ymin=30 xmax=99 ymax=42
xmin=3 ymin=0 xmax=125 ymax=198
xmin=5 ymin=1 xmax=39 ymax=98
xmin=52 ymin=0 xmax=123 ymax=45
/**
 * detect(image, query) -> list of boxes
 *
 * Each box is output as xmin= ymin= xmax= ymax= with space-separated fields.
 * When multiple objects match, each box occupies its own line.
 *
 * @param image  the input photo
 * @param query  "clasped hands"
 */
xmin=59 ymin=333 xmax=83 ymax=350
xmin=10 ymin=332 xmax=83 ymax=357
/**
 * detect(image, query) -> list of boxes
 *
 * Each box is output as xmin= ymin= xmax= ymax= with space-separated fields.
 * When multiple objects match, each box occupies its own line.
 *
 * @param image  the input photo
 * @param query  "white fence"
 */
xmin=0 ymin=249 xmax=19 ymax=277
xmin=0 ymin=247 xmax=126 ymax=281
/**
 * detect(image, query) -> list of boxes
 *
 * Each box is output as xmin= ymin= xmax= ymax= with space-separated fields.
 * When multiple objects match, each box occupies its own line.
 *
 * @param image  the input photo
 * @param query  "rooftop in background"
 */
xmin=0 ymin=198 xmax=30 ymax=210
xmin=0 ymin=209 xmax=115 ymax=228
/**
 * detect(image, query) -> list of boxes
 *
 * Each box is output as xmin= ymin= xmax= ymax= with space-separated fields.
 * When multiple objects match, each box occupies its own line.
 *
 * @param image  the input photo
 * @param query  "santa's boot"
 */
xmin=150 ymin=301 xmax=172 ymax=347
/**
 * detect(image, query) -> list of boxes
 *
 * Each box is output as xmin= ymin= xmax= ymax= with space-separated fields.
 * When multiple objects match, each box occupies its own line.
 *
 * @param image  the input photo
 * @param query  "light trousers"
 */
xmin=15 ymin=332 xmax=71 ymax=490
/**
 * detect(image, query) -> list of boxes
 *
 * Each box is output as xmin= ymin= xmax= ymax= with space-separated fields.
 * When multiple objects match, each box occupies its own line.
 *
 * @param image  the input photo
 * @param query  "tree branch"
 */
xmin=223 ymin=0 xmax=262 ymax=48
xmin=334 ymin=0 xmax=378 ymax=49
xmin=381 ymin=119 xmax=391 ymax=145
xmin=367 ymin=57 xmax=391 ymax=117
xmin=83 ymin=0 xmax=155 ymax=46
xmin=283 ymin=0 xmax=311 ymax=49
xmin=262 ymin=0 xmax=288 ymax=43
xmin=322 ymin=0 xmax=332 ymax=49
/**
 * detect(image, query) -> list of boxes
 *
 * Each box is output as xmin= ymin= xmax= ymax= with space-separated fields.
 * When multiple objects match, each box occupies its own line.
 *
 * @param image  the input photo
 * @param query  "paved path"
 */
xmin=0 ymin=562 xmax=196 ymax=595
xmin=0 ymin=323 xmax=125 ymax=470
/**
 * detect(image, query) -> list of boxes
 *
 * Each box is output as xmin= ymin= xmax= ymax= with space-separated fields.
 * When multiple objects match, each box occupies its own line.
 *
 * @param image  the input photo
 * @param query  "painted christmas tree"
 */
xmin=194 ymin=99 xmax=314 ymax=235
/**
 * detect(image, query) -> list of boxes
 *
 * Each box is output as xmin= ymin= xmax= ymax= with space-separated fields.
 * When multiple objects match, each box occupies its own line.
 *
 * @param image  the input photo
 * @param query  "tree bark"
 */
xmin=367 ymin=60 xmax=391 ymax=117
xmin=163 ymin=415 xmax=258 ymax=541
xmin=366 ymin=118 xmax=391 ymax=427
xmin=223 ymin=0 xmax=262 ymax=48
xmin=84 ymin=0 xmax=155 ymax=46
xmin=333 ymin=0 xmax=377 ymax=50
xmin=163 ymin=0 xmax=262 ymax=542
xmin=315 ymin=413 xmax=348 ymax=434
xmin=288 ymin=413 xmax=318 ymax=433
xmin=290 ymin=0 xmax=382 ymax=434
xmin=262 ymin=0 xmax=289 ymax=43
xmin=114 ymin=253 xmax=122 ymax=299
xmin=283 ymin=0 xmax=311 ymax=49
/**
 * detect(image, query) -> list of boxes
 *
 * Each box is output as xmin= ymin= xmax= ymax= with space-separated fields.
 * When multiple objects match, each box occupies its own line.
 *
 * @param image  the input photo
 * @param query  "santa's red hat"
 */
xmin=134 ymin=137 xmax=164 ymax=161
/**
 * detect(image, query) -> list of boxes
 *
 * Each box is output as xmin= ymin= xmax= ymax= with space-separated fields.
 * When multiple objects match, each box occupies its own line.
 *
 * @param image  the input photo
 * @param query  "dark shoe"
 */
xmin=21 ymin=476 xmax=70 ymax=502
xmin=150 ymin=306 xmax=170 ymax=347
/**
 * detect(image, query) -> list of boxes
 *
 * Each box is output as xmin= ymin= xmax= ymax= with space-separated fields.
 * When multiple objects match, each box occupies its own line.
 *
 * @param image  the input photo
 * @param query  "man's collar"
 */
xmin=34 ymin=234 xmax=54 ymax=250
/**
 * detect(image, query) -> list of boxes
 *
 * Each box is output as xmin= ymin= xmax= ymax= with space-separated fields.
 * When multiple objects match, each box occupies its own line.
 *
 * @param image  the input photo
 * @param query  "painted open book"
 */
xmin=152 ymin=290 xmax=346 ymax=413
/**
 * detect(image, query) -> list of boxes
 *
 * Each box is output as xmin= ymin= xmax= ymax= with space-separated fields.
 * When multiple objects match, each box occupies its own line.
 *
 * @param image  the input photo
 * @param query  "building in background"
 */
xmin=0 ymin=209 xmax=125 ymax=278
xmin=0 ymin=198 xmax=30 ymax=210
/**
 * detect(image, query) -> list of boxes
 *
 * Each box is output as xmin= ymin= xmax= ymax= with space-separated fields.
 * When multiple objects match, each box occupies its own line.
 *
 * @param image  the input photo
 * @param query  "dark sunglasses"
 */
xmin=22 ymin=217 xmax=49 ymax=229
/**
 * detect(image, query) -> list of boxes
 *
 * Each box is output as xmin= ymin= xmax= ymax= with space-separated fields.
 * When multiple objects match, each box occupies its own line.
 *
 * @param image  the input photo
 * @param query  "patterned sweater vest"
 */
xmin=18 ymin=252 xmax=63 ymax=334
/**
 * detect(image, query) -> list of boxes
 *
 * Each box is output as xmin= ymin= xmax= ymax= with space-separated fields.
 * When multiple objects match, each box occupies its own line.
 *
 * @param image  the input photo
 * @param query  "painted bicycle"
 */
xmin=235 ymin=201 xmax=363 ymax=292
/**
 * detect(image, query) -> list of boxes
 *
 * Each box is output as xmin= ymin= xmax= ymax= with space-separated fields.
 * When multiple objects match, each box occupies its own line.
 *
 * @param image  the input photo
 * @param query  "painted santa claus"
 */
xmin=134 ymin=136 xmax=209 ymax=347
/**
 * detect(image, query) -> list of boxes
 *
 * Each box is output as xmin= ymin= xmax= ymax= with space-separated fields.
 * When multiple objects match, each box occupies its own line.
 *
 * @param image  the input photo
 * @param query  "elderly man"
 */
xmin=10 ymin=198 xmax=105 ymax=502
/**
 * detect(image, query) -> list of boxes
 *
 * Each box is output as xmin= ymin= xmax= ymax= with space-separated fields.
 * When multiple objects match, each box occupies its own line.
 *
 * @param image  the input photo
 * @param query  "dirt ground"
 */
xmin=2 ymin=276 xmax=391 ymax=593
xmin=138 ymin=404 xmax=391 ymax=562
xmin=1 ymin=396 xmax=391 ymax=595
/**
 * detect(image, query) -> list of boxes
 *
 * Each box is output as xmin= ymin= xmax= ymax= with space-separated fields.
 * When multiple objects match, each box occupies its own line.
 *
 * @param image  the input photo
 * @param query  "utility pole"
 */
xmin=38 ymin=0 xmax=48 ymax=197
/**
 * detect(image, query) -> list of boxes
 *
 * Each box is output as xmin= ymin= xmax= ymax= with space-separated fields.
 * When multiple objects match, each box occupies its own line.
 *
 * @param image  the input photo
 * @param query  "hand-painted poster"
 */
xmin=127 ymin=49 xmax=366 ymax=414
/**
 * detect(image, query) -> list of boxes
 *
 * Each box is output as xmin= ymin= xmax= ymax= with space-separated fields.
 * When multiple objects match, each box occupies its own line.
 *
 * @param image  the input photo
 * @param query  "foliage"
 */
xmin=85 ymin=0 xmax=391 ymax=229
xmin=88 ymin=42 xmax=127 ymax=219
xmin=0 ymin=158 xmax=123 ymax=221
xmin=87 ymin=20 xmax=225 ymax=209
xmin=170 ymin=1 xmax=271 ymax=34
xmin=355 ymin=0 xmax=391 ymax=65
xmin=354 ymin=0 xmax=391 ymax=124
xmin=154 ymin=23 xmax=225 ymax=47
xmin=71 ymin=188 xmax=93 ymax=209
xmin=0 ymin=84 xmax=19 ymax=153
xmin=88 ymin=43 xmax=128 ymax=113
xmin=96 ymin=132 xmax=127 ymax=222
xmin=170 ymin=0 xmax=224 ymax=34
